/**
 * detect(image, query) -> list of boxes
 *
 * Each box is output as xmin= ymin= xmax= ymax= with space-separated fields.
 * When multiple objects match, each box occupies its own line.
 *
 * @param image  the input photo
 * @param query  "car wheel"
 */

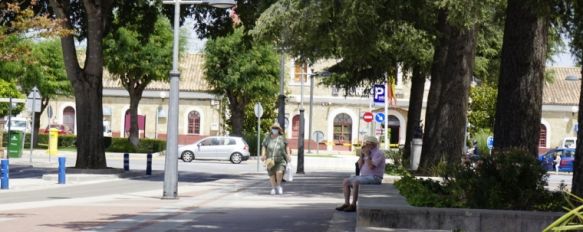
xmin=230 ymin=153 xmax=243 ymax=164
xmin=181 ymin=151 xmax=195 ymax=162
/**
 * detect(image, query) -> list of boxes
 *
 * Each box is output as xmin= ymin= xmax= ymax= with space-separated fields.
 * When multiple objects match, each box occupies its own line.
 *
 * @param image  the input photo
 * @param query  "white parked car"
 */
xmin=4 ymin=117 xmax=29 ymax=132
xmin=178 ymin=136 xmax=250 ymax=164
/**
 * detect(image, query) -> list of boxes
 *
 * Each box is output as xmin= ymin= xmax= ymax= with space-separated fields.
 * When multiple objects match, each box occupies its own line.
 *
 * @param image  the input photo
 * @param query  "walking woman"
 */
xmin=261 ymin=122 xmax=291 ymax=195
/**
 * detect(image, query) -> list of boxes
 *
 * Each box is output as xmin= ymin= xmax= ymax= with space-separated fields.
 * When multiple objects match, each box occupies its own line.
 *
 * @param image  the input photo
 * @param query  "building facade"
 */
xmin=37 ymin=53 xmax=581 ymax=152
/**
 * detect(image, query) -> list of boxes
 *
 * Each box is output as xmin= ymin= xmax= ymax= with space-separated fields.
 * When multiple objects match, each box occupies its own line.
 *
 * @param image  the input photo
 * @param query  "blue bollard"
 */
xmin=146 ymin=153 xmax=152 ymax=175
xmin=58 ymin=157 xmax=66 ymax=184
xmin=1 ymin=159 xmax=9 ymax=190
xmin=124 ymin=153 xmax=129 ymax=171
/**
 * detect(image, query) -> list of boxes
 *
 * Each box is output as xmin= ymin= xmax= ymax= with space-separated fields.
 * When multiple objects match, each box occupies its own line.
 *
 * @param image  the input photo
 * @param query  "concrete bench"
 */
xmin=357 ymin=183 xmax=563 ymax=232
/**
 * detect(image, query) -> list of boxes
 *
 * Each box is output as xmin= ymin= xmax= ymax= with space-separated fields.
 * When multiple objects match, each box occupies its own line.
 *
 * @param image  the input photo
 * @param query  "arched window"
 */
xmin=188 ymin=111 xmax=201 ymax=134
xmin=63 ymin=106 xmax=75 ymax=133
xmin=539 ymin=124 xmax=547 ymax=148
xmin=333 ymin=113 xmax=352 ymax=144
xmin=292 ymin=115 xmax=300 ymax=138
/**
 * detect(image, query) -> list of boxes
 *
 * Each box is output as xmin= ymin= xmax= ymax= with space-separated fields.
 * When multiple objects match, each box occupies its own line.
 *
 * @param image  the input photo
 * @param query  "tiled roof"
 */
xmin=103 ymin=53 xmax=211 ymax=92
xmin=544 ymin=67 xmax=581 ymax=105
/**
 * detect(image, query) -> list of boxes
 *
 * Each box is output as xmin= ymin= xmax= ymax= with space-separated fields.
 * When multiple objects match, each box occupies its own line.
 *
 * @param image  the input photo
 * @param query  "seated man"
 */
xmin=336 ymin=136 xmax=386 ymax=212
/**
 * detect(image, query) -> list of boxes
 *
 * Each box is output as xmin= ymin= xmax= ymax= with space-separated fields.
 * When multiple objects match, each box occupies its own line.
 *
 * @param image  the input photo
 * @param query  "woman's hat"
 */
xmin=363 ymin=136 xmax=379 ymax=144
xmin=271 ymin=122 xmax=283 ymax=132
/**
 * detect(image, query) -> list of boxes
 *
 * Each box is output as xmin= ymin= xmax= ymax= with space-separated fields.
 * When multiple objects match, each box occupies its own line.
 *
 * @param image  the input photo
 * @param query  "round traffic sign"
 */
xmin=313 ymin=131 xmax=325 ymax=143
xmin=363 ymin=112 xmax=373 ymax=122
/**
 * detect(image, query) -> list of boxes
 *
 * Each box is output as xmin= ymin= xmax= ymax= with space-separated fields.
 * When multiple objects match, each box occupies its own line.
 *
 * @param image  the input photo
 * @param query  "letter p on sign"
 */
xmin=373 ymin=84 xmax=385 ymax=104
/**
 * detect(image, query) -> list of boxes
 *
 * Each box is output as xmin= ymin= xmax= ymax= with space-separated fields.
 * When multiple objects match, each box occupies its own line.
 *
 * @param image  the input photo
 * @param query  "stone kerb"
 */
xmin=357 ymin=184 xmax=563 ymax=232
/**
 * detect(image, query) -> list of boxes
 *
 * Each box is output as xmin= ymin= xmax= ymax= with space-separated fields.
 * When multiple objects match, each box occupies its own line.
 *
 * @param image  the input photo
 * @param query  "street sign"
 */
xmin=373 ymin=84 xmax=385 ymax=105
xmin=26 ymin=88 xmax=42 ymax=113
xmin=313 ymin=131 xmax=325 ymax=143
xmin=363 ymin=112 xmax=373 ymax=122
xmin=487 ymin=136 xmax=494 ymax=150
xmin=375 ymin=112 xmax=385 ymax=123
xmin=254 ymin=102 xmax=263 ymax=118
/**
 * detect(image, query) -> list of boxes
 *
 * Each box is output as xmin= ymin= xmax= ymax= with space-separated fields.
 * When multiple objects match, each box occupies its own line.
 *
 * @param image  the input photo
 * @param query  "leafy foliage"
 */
xmin=395 ymin=148 xmax=566 ymax=211
xmin=204 ymin=27 xmax=279 ymax=136
xmin=103 ymin=15 xmax=173 ymax=147
xmin=468 ymin=84 xmax=497 ymax=134
xmin=0 ymin=2 xmax=72 ymax=62
xmin=0 ymin=80 xmax=24 ymax=117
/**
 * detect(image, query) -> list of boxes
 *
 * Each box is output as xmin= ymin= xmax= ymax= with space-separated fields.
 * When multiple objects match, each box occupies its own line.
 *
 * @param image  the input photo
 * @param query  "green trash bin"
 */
xmin=8 ymin=131 xmax=24 ymax=158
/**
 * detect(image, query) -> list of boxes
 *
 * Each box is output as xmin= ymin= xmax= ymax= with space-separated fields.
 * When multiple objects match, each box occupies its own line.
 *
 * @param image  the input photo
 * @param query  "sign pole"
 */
xmin=384 ymin=74 xmax=389 ymax=150
xmin=257 ymin=116 xmax=260 ymax=172
xmin=254 ymin=103 xmax=264 ymax=173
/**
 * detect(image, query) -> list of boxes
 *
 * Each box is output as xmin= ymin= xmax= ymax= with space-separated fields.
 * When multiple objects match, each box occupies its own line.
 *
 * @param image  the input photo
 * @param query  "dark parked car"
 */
xmin=538 ymin=148 xmax=575 ymax=172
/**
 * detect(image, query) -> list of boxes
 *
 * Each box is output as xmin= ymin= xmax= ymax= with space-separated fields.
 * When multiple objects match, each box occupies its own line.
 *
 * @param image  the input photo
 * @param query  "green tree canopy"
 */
xmin=204 ymin=28 xmax=279 ymax=136
xmin=103 ymin=16 xmax=173 ymax=146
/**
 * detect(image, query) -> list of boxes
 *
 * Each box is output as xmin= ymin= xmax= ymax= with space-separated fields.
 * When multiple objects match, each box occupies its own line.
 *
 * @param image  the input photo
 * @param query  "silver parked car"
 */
xmin=178 ymin=136 xmax=250 ymax=164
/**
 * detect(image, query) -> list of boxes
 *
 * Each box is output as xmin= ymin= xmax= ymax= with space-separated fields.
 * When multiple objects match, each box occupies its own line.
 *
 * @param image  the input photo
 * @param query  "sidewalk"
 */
xmin=0 ymin=171 xmax=356 ymax=232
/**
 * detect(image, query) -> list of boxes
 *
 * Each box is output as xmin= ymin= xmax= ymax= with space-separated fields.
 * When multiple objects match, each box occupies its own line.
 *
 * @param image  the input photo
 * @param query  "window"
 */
xmin=539 ymin=124 xmax=547 ymax=147
xmin=63 ymin=106 xmax=75 ymax=133
xmin=333 ymin=113 xmax=352 ymax=144
xmin=188 ymin=111 xmax=201 ymax=134
xmin=294 ymin=62 xmax=308 ymax=83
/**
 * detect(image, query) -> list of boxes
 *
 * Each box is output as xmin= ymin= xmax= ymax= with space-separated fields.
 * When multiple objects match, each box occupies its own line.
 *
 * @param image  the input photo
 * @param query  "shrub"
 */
xmin=472 ymin=129 xmax=492 ymax=156
xmin=106 ymin=138 xmax=166 ymax=153
xmin=395 ymin=148 xmax=566 ymax=211
xmin=383 ymin=149 xmax=409 ymax=176
xmin=243 ymin=133 xmax=261 ymax=156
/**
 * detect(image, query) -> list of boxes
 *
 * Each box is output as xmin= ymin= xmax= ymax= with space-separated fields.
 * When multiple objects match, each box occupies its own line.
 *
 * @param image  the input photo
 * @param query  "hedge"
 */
xmin=1 ymin=132 xmax=166 ymax=153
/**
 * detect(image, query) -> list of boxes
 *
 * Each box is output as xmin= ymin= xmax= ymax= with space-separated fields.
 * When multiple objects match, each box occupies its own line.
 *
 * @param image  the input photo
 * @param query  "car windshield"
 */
xmin=11 ymin=121 xmax=27 ymax=128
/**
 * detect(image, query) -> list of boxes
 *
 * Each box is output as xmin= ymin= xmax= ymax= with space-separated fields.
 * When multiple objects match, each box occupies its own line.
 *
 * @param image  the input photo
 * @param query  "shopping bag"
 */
xmin=283 ymin=162 xmax=294 ymax=182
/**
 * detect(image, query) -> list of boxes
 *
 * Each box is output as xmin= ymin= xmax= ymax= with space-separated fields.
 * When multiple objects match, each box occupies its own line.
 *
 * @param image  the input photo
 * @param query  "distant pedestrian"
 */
xmin=554 ymin=153 xmax=561 ymax=175
xmin=336 ymin=136 xmax=386 ymax=212
xmin=261 ymin=122 xmax=291 ymax=195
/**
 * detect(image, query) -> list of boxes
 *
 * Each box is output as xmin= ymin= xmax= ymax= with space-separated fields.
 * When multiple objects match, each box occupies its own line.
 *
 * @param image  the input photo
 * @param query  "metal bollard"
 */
xmin=124 ymin=153 xmax=129 ymax=171
xmin=1 ymin=159 xmax=9 ymax=190
xmin=146 ymin=153 xmax=152 ymax=175
xmin=58 ymin=156 xmax=66 ymax=184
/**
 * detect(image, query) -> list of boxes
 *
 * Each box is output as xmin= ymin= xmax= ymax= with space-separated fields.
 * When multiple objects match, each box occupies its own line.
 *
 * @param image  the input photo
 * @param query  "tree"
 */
xmin=103 ymin=16 xmax=173 ymax=147
xmin=0 ymin=39 xmax=71 ymax=146
xmin=0 ymin=1 xmax=71 ymax=62
xmin=562 ymin=0 xmax=583 ymax=197
xmin=493 ymin=0 xmax=552 ymax=157
xmin=468 ymin=84 xmax=497 ymax=135
xmin=204 ymin=28 xmax=279 ymax=136
xmin=0 ymin=80 xmax=24 ymax=117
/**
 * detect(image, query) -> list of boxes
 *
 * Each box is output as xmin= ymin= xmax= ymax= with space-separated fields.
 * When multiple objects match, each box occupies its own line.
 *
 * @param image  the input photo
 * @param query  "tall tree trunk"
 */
xmin=229 ymin=103 xmax=245 ymax=137
xmin=493 ymin=0 xmax=548 ymax=157
xmin=128 ymin=87 xmax=143 ymax=147
xmin=403 ymin=66 xmax=426 ymax=163
xmin=50 ymin=0 xmax=113 ymax=169
xmin=420 ymin=10 xmax=449 ymax=171
xmin=572 ymin=67 xmax=583 ymax=197
xmin=420 ymin=11 xmax=477 ymax=172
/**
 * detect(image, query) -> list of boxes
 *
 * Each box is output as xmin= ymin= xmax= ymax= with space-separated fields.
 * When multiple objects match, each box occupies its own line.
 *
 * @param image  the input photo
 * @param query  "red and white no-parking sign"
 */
xmin=363 ymin=112 xmax=373 ymax=123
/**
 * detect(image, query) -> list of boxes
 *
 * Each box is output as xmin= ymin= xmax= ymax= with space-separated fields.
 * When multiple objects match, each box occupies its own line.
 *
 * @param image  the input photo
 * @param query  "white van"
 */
xmin=4 ymin=117 xmax=29 ymax=132
xmin=561 ymin=137 xmax=577 ymax=148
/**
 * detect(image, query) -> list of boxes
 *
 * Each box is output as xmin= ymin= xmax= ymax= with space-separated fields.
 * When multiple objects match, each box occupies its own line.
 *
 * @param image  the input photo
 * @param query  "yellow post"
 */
xmin=48 ymin=128 xmax=58 ymax=156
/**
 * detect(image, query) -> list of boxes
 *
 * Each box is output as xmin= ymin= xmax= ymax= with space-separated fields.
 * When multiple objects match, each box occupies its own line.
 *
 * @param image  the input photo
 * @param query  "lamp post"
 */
xmin=278 ymin=53 xmax=286 ymax=133
xmin=161 ymin=0 xmax=235 ymax=200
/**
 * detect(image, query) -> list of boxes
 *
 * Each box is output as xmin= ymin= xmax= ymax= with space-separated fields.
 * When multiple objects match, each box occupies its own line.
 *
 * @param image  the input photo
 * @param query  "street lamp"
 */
xmin=162 ymin=0 xmax=236 ymax=200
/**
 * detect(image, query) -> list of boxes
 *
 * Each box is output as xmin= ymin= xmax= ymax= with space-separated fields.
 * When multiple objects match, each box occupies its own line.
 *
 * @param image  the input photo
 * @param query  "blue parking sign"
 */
xmin=487 ymin=136 xmax=494 ymax=150
xmin=373 ymin=84 xmax=385 ymax=104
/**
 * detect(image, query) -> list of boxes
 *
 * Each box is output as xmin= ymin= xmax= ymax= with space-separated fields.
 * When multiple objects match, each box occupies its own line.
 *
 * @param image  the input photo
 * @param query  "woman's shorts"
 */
xmin=346 ymin=175 xmax=382 ymax=185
